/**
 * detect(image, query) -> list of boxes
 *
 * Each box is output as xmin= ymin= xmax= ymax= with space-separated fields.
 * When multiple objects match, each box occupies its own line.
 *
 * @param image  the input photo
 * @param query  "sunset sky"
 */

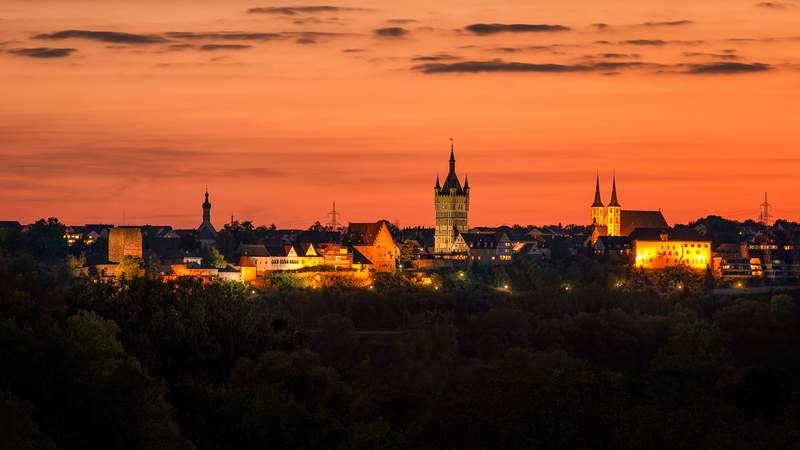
xmin=1 ymin=0 xmax=799 ymax=228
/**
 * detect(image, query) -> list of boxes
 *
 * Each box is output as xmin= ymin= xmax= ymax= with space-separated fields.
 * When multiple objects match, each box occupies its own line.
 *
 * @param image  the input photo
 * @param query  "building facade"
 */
xmin=631 ymin=228 xmax=712 ymax=270
xmin=107 ymin=227 xmax=143 ymax=263
xmin=434 ymin=143 xmax=470 ymax=254
xmin=589 ymin=173 xmax=669 ymax=244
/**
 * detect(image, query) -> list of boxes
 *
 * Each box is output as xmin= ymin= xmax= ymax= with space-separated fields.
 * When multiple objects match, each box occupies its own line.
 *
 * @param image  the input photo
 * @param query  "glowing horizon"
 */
xmin=2 ymin=0 xmax=799 ymax=228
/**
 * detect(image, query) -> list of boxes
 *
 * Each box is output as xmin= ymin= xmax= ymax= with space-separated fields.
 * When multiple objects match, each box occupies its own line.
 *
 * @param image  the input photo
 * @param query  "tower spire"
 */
xmin=449 ymin=138 xmax=455 ymax=172
xmin=592 ymin=171 xmax=604 ymax=207
xmin=609 ymin=171 xmax=620 ymax=207
xmin=464 ymin=174 xmax=470 ymax=190
xmin=435 ymin=173 xmax=441 ymax=189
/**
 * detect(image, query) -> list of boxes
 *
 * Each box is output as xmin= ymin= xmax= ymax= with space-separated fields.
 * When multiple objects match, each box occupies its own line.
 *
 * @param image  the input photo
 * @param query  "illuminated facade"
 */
xmin=108 ymin=227 xmax=143 ymax=263
xmin=631 ymin=228 xmax=711 ymax=270
xmin=589 ymin=173 xmax=668 ymax=244
xmin=434 ymin=142 xmax=470 ymax=254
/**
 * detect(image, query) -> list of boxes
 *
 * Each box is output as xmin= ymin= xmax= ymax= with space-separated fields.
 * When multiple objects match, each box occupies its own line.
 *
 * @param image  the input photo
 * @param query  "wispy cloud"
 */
xmin=685 ymin=62 xmax=771 ymax=74
xmin=246 ymin=5 xmax=369 ymax=15
xmin=35 ymin=30 xmax=166 ymax=44
xmin=7 ymin=47 xmax=77 ymax=58
xmin=639 ymin=20 xmax=694 ymax=27
xmin=464 ymin=23 xmax=570 ymax=35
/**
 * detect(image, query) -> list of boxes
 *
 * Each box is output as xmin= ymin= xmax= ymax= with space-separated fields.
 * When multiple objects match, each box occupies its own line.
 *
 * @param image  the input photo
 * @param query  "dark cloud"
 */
xmin=686 ymin=62 xmax=771 ymax=74
xmin=246 ymin=6 xmax=368 ymax=15
xmin=623 ymin=39 xmax=668 ymax=46
xmin=7 ymin=47 xmax=77 ymax=58
xmin=199 ymin=44 xmax=252 ymax=51
xmin=755 ymin=2 xmax=791 ymax=8
xmin=491 ymin=47 xmax=524 ymax=53
xmin=35 ymin=30 xmax=166 ymax=44
xmin=165 ymin=31 xmax=280 ymax=41
xmin=373 ymin=27 xmax=409 ymax=37
xmin=464 ymin=23 xmax=570 ymax=35
xmin=683 ymin=52 xmax=738 ymax=60
xmin=640 ymin=20 xmax=694 ymax=27
xmin=341 ymin=48 xmax=366 ymax=53
xmin=386 ymin=19 xmax=418 ymax=25
xmin=413 ymin=59 xmax=593 ymax=74
xmin=411 ymin=53 xmax=460 ymax=62
xmin=592 ymin=23 xmax=610 ymax=30
xmin=600 ymin=53 xmax=641 ymax=58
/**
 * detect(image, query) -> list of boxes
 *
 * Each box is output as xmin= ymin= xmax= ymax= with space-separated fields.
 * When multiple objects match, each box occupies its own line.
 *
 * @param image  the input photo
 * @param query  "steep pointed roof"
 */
xmin=592 ymin=173 xmax=604 ymax=207
xmin=609 ymin=173 xmax=620 ymax=207
xmin=435 ymin=174 xmax=441 ymax=189
xmin=464 ymin=175 xmax=470 ymax=190
xmin=441 ymin=141 xmax=464 ymax=193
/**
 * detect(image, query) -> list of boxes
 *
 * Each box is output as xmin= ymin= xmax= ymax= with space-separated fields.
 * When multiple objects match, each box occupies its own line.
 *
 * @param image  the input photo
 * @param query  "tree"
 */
xmin=116 ymin=256 xmax=140 ymax=280
xmin=27 ymin=218 xmax=67 ymax=262
xmin=399 ymin=241 xmax=421 ymax=263
xmin=202 ymin=246 xmax=227 ymax=269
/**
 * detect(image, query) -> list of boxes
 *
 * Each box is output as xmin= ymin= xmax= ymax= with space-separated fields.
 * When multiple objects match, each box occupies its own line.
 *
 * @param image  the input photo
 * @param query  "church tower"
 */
xmin=591 ymin=172 xmax=605 ymax=226
xmin=606 ymin=173 xmax=621 ymax=237
xmin=434 ymin=141 xmax=470 ymax=254
xmin=199 ymin=188 xmax=216 ymax=233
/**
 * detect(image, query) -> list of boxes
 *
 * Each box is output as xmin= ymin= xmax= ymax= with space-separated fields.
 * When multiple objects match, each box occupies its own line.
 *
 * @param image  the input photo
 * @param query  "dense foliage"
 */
xmin=2 ymin=233 xmax=800 ymax=449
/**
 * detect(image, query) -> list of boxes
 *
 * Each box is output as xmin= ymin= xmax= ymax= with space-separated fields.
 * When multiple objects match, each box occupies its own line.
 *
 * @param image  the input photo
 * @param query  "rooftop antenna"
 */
xmin=327 ymin=201 xmax=340 ymax=229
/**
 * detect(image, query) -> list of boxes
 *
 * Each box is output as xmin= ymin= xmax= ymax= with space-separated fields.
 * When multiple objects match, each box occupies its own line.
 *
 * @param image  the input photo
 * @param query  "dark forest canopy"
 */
xmin=2 ymin=223 xmax=800 ymax=449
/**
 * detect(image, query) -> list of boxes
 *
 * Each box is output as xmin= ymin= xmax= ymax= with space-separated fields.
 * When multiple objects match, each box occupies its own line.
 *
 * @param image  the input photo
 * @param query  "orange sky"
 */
xmin=1 ymin=0 xmax=799 ymax=228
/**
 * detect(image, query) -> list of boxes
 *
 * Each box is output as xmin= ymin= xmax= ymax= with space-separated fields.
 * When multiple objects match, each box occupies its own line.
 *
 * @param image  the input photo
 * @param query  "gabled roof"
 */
xmin=239 ymin=244 xmax=268 ymax=257
xmin=458 ymin=232 xmax=503 ymax=249
xmin=595 ymin=236 xmax=631 ymax=249
xmin=352 ymin=248 xmax=373 ymax=265
xmin=620 ymin=210 xmax=668 ymax=236
xmin=629 ymin=227 xmax=709 ymax=242
xmin=265 ymin=245 xmax=288 ymax=257
xmin=346 ymin=221 xmax=389 ymax=246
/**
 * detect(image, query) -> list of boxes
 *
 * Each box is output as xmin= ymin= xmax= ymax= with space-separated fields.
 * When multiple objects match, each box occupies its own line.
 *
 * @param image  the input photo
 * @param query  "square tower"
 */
xmin=434 ymin=143 xmax=470 ymax=254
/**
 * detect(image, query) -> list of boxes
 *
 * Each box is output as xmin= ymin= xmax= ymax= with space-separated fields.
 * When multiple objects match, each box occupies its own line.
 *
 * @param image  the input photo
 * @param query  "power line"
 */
xmin=327 ymin=201 xmax=341 ymax=229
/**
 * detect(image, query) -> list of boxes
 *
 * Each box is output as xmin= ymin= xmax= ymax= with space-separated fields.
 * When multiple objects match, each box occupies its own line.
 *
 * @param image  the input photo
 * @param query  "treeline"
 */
xmin=2 ymin=246 xmax=800 ymax=449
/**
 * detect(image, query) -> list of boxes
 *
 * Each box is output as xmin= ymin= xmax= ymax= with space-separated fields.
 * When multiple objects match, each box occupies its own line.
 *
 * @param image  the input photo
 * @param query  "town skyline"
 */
xmin=2 ymin=0 xmax=800 ymax=226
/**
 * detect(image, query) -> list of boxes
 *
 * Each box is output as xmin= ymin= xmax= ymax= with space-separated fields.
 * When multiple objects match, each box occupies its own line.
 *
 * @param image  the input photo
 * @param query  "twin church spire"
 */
xmin=591 ymin=171 xmax=621 ymax=236
xmin=591 ymin=171 xmax=620 ymax=208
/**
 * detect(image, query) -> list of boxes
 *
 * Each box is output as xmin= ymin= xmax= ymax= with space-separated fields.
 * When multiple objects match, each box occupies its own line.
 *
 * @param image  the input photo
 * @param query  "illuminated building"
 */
xmin=345 ymin=220 xmax=398 ymax=272
xmin=589 ymin=173 xmax=668 ymax=244
xmin=452 ymin=232 xmax=512 ymax=264
xmin=631 ymin=228 xmax=711 ymax=270
xmin=108 ymin=227 xmax=143 ymax=263
xmin=434 ymin=141 xmax=470 ymax=254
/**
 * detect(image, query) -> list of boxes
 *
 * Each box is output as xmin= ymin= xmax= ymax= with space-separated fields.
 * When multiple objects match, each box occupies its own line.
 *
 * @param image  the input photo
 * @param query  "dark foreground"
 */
xmin=2 ymin=254 xmax=800 ymax=450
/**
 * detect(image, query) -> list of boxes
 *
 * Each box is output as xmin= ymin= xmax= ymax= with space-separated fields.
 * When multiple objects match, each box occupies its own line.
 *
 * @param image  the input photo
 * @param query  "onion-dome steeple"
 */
xmin=609 ymin=172 xmax=620 ymax=207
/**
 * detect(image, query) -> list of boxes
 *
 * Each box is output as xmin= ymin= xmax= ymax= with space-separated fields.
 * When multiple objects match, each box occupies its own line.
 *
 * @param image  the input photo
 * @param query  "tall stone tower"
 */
xmin=606 ymin=174 xmax=621 ymax=237
xmin=591 ymin=173 xmax=605 ymax=226
xmin=434 ymin=141 xmax=470 ymax=254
